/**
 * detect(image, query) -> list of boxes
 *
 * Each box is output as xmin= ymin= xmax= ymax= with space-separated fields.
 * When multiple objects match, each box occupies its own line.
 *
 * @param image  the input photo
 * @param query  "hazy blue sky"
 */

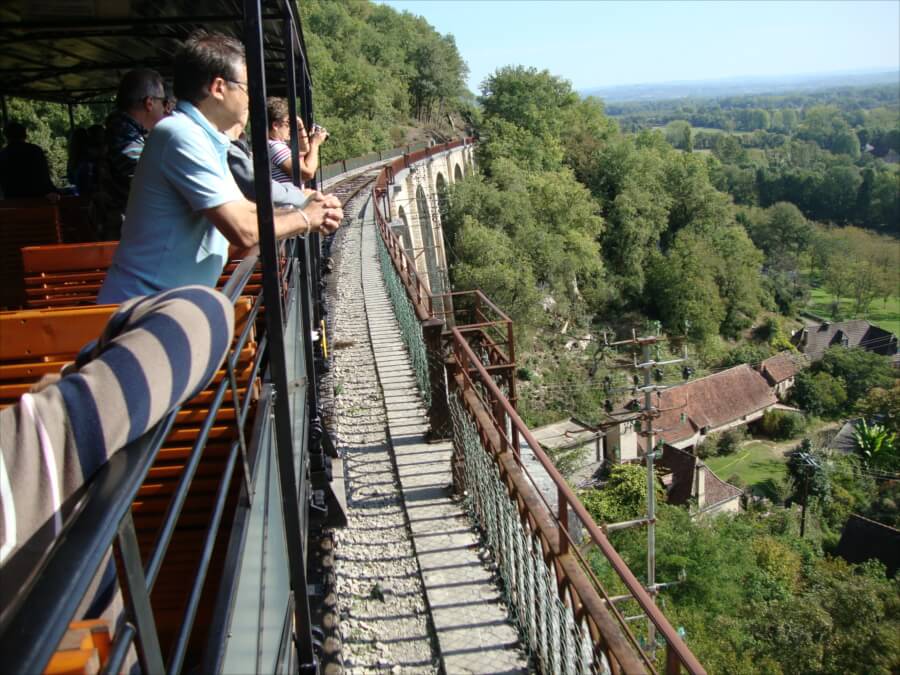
xmin=380 ymin=0 xmax=900 ymax=92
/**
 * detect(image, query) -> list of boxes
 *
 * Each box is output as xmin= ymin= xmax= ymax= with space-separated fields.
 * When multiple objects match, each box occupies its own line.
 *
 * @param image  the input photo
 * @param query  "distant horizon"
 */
xmin=580 ymin=67 xmax=900 ymax=93
xmin=380 ymin=1 xmax=900 ymax=94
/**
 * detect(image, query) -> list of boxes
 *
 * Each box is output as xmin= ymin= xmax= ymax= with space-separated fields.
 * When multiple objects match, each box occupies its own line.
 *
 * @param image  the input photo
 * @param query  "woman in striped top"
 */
xmin=266 ymin=96 xmax=327 ymax=186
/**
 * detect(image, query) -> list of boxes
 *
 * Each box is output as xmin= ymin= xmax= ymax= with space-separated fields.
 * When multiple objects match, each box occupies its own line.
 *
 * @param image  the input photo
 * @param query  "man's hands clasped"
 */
xmin=302 ymin=190 xmax=343 ymax=235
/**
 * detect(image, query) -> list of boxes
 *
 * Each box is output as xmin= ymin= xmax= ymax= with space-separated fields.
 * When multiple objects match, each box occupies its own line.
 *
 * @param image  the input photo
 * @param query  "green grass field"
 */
xmin=705 ymin=441 xmax=788 ymax=497
xmin=806 ymin=285 xmax=900 ymax=336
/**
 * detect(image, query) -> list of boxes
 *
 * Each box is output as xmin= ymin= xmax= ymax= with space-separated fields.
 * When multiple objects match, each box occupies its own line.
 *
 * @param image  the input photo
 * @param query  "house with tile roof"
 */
xmin=604 ymin=364 xmax=779 ymax=454
xmin=793 ymin=319 xmax=898 ymax=363
xmin=759 ymin=351 xmax=808 ymax=398
xmin=656 ymin=445 xmax=743 ymax=515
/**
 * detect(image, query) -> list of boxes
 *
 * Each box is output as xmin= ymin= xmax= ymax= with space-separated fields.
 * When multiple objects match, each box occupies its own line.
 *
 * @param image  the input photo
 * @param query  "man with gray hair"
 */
xmin=90 ymin=68 xmax=168 ymax=240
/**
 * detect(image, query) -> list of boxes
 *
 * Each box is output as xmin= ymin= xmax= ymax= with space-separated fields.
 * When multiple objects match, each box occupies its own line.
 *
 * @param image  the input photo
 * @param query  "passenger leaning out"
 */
xmin=97 ymin=30 xmax=343 ymax=305
xmin=266 ymin=96 xmax=327 ymax=186
xmin=226 ymin=107 xmax=310 ymax=209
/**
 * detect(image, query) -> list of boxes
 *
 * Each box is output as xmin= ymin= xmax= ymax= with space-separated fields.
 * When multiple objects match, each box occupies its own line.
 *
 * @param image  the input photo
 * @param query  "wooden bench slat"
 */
xmin=21 ymin=242 xmax=117 ymax=274
xmin=25 ymin=271 xmax=108 ymax=285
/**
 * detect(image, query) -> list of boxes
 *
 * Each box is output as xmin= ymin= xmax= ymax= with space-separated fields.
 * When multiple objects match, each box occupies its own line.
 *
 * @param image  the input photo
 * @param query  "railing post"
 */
xmin=423 ymin=317 xmax=449 ymax=438
xmin=667 ymin=642 xmax=682 ymax=675
xmin=557 ymin=486 xmax=569 ymax=555
xmin=493 ymin=395 xmax=508 ymax=454
xmin=114 ymin=513 xmax=165 ymax=675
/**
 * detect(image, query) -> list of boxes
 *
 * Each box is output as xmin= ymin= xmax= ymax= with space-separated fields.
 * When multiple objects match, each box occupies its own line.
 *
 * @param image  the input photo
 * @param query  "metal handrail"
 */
xmin=373 ymin=193 xmax=434 ymax=320
xmin=450 ymin=326 xmax=705 ymax=675
xmin=0 ymin=411 xmax=178 ymax=673
xmin=0 ymin=254 xmax=264 ymax=674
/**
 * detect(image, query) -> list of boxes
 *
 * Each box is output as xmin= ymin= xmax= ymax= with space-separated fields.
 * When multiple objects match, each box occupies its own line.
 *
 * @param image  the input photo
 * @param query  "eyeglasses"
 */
xmin=225 ymin=79 xmax=249 ymax=94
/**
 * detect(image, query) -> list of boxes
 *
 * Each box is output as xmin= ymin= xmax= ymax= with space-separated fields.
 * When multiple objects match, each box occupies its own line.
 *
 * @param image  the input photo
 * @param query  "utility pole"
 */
xmin=640 ymin=339 xmax=658 ymax=649
xmin=799 ymin=466 xmax=809 ymax=539
xmin=602 ymin=327 xmax=686 ymax=651
xmin=796 ymin=446 xmax=819 ymax=540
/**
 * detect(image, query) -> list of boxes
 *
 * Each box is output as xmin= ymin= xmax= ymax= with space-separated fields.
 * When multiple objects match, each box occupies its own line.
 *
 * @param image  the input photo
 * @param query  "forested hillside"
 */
xmin=299 ymin=0 xmax=470 ymax=162
xmin=441 ymin=67 xmax=898 ymax=424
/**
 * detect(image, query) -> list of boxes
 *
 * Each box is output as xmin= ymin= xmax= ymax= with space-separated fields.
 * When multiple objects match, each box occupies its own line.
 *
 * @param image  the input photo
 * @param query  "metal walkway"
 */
xmin=334 ymin=194 xmax=530 ymax=674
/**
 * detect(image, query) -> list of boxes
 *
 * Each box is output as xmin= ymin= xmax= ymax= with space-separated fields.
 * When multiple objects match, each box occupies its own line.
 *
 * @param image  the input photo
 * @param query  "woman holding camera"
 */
xmin=266 ymin=96 xmax=328 ymax=187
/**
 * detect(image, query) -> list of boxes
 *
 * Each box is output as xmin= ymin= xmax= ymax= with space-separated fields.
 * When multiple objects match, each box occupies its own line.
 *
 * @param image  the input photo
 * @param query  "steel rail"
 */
xmin=450 ymin=326 xmax=705 ymax=675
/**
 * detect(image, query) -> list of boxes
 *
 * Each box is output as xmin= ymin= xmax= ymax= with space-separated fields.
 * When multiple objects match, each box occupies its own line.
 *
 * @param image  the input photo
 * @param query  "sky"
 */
xmin=380 ymin=0 xmax=900 ymax=92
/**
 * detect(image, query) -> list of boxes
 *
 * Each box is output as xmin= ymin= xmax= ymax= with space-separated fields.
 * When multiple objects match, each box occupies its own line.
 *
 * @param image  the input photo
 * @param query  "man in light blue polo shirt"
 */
xmin=98 ymin=30 xmax=343 ymax=304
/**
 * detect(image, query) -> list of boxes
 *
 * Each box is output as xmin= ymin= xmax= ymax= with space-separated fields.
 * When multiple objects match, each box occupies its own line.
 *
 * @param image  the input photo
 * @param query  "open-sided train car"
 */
xmin=0 ymin=1 xmax=343 ymax=673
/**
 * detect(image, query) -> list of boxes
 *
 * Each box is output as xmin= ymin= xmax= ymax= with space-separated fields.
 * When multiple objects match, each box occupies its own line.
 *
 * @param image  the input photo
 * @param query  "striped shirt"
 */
xmin=89 ymin=111 xmax=149 ymax=241
xmin=0 ymin=286 xmax=235 ymax=606
xmin=267 ymin=138 xmax=293 ymax=184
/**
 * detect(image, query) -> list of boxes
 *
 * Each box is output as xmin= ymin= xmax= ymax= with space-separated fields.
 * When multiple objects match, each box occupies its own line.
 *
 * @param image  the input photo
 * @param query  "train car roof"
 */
xmin=0 ymin=0 xmax=307 ymax=103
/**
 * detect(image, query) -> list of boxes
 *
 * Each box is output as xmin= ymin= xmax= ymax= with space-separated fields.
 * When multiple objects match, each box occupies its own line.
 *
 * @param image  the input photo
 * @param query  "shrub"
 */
xmin=759 ymin=409 xmax=807 ymax=440
xmin=791 ymin=371 xmax=847 ymax=419
xmin=696 ymin=433 xmax=718 ymax=459
xmin=717 ymin=428 xmax=747 ymax=455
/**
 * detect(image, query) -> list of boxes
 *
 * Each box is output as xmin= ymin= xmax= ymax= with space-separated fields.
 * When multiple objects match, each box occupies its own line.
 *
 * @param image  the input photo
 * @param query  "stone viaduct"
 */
xmin=383 ymin=141 xmax=475 ymax=305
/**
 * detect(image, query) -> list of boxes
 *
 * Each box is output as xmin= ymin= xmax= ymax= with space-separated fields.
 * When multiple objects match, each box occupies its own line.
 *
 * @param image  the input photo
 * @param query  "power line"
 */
xmin=513 ymin=332 xmax=897 ymax=397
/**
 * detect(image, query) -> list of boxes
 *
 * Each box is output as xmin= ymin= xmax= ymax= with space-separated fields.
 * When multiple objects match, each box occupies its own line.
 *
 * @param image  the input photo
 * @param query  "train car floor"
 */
xmin=321 ymin=185 xmax=530 ymax=674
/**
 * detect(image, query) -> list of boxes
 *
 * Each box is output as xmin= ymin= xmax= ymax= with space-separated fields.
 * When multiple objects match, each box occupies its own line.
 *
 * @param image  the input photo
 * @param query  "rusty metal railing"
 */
xmin=368 ymin=140 xmax=704 ymax=674
xmin=449 ymin=330 xmax=704 ymax=674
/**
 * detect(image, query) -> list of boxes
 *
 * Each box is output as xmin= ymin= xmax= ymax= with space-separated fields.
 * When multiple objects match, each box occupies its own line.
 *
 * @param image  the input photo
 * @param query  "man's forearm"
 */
xmin=273 ymin=207 xmax=312 ymax=240
xmin=301 ymin=141 xmax=322 ymax=180
xmin=207 ymin=195 xmax=342 ymax=250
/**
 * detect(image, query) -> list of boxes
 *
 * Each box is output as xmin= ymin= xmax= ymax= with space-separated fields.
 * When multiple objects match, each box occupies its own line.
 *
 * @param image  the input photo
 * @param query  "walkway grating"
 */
xmin=358 ymin=199 xmax=530 ymax=674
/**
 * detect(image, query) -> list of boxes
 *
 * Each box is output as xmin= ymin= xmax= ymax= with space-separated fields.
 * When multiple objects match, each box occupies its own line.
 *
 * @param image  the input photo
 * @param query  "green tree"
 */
xmin=791 ymin=371 xmax=848 ymax=418
xmin=821 ymin=258 xmax=855 ymax=316
xmin=475 ymin=116 xmax=563 ymax=173
xmin=816 ymin=165 xmax=862 ymax=224
xmin=857 ymin=383 xmax=900 ymax=435
xmin=558 ymin=96 xmax=618 ymax=182
xmin=664 ymin=120 xmax=693 ymax=151
xmin=593 ymin=138 xmax=671 ymax=300
xmin=745 ymin=201 xmax=813 ymax=257
xmin=479 ymin=65 xmax=578 ymax=140
xmin=831 ymin=127 xmax=861 ymax=158
xmin=817 ymin=346 xmax=895 ymax=406
xmin=649 ymin=230 xmax=724 ymax=341
xmin=711 ymin=133 xmax=747 ymax=164
xmin=579 ymin=464 xmax=661 ymax=523
xmin=748 ymin=599 xmax=830 ymax=673
xmin=661 ymin=151 xmax=734 ymax=238
xmin=807 ymin=558 xmax=900 ymax=674
xmin=451 ymin=217 xmax=540 ymax=326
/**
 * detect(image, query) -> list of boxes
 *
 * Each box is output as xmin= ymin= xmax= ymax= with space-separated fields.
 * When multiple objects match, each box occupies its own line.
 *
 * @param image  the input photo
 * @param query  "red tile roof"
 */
xmin=760 ymin=351 xmax=806 ymax=384
xmin=650 ymin=365 xmax=777 ymax=446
